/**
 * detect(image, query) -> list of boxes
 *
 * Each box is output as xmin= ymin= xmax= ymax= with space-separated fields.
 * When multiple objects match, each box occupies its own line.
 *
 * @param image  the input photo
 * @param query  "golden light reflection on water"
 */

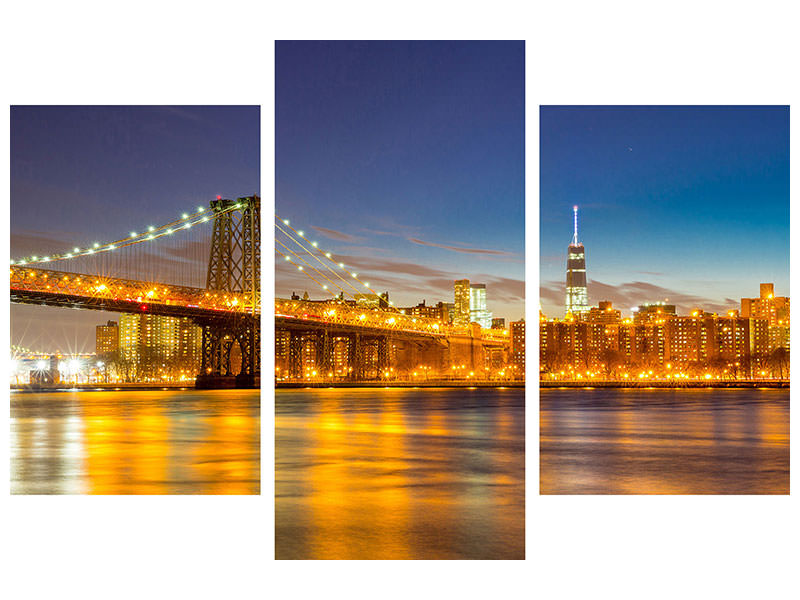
xmin=541 ymin=389 xmax=789 ymax=495
xmin=276 ymin=388 xmax=525 ymax=560
xmin=11 ymin=390 xmax=260 ymax=495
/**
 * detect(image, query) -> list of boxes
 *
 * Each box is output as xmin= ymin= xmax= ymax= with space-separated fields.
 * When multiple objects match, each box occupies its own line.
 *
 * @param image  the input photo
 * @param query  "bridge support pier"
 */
xmin=376 ymin=336 xmax=389 ymax=378
xmin=348 ymin=333 xmax=364 ymax=380
xmin=196 ymin=195 xmax=260 ymax=390
xmin=288 ymin=331 xmax=303 ymax=379
xmin=195 ymin=317 xmax=260 ymax=389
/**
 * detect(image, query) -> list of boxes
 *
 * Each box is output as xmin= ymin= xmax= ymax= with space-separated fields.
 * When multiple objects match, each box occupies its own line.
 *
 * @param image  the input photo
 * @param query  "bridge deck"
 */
xmin=11 ymin=266 xmax=259 ymax=321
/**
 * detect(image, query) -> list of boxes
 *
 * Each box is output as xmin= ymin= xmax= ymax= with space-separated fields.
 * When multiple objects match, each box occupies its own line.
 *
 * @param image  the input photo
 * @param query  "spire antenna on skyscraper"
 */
xmin=565 ymin=205 xmax=588 ymax=315
xmin=571 ymin=205 xmax=579 ymax=246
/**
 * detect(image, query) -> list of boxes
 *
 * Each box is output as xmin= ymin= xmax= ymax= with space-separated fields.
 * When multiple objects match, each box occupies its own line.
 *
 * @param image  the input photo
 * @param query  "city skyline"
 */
xmin=540 ymin=106 xmax=789 ymax=318
xmin=275 ymin=41 xmax=525 ymax=322
xmin=10 ymin=105 xmax=260 ymax=352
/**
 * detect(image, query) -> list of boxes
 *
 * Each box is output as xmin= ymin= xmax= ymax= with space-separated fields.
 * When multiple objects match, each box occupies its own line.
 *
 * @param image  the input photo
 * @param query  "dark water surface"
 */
xmin=11 ymin=389 xmax=260 ymax=494
xmin=275 ymin=387 xmax=525 ymax=560
xmin=541 ymin=388 xmax=789 ymax=494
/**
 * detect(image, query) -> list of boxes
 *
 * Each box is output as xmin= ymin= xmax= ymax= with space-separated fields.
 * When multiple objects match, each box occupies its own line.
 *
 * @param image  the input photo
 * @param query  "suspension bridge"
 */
xmin=11 ymin=196 xmax=260 ymax=388
xmin=274 ymin=216 xmax=513 ymax=382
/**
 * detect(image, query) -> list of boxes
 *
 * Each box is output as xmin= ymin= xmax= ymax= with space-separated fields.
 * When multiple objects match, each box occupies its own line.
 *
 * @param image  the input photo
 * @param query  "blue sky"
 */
xmin=276 ymin=41 xmax=525 ymax=321
xmin=540 ymin=105 xmax=789 ymax=317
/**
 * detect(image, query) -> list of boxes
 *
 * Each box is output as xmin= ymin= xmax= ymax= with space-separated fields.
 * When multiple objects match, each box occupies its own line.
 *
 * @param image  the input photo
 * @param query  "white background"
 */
xmin=1 ymin=1 xmax=797 ymax=598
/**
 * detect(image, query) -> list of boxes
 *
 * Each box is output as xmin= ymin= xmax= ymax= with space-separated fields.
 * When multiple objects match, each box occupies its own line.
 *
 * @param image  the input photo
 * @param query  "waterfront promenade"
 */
xmin=540 ymin=379 xmax=787 ymax=389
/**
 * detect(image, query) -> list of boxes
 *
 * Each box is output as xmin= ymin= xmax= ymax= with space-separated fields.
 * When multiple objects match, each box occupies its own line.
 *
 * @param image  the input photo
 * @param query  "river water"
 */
xmin=10 ymin=389 xmax=260 ymax=494
xmin=541 ymin=388 xmax=789 ymax=494
xmin=275 ymin=387 xmax=525 ymax=560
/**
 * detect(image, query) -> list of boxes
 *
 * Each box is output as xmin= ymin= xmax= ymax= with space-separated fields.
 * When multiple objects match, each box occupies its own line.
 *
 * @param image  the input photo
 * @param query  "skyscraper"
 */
xmin=565 ymin=205 xmax=589 ymax=315
xmin=469 ymin=283 xmax=493 ymax=328
xmin=454 ymin=279 xmax=471 ymax=325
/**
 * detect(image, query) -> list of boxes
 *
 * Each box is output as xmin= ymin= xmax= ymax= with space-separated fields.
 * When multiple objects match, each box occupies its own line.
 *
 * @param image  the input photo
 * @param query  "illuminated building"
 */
xmin=749 ymin=318 xmax=770 ymax=357
xmin=741 ymin=283 xmax=789 ymax=325
xmin=301 ymin=335 xmax=317 ymax=374
xmin=400 ymin=299 xmax=441 ymax=320
xmin=96 ymin=320 xmax=119 ymax=355
xmin=119 ymin=313 xmax=202 ymax=380
xmin=438 ymin=301 xmax=455 ymax=323
xmin=510 ymin=319 xmax=525 ymax=374
xmin=540 ymin=319 xmax=604 ymax=371
xmin=565 ymin=206 xmax=589 ymax=315
xmin=665 ymin=315 xmax=705 ymax=363
xmin=540 ymin=301 xmax=782 ymax=379
xmin=492 ymin=317 xmax=506 ymax=329
xmin=353 ymin=292 xmax=389 ymax=308
xmin=586 ymin=301 xmax=621 ymax=324
xmin=454 ymin=279 xmax=471 ymax=325
xmin=539 ymin=318 xmax=548 ymax=367
xmin=332 ymin=336 xmax=350 ymax=377
xmin=633 ymin=302 xmax=676 ymax=324
xmin=740 ymin=283 xmax=789 ymax=351
xmin=769 ymin=325 xmax=789 ymax=352
xmin=469 ymin=283 xmax=493 ymax=328
xmin=275 ymin=330 xmax=290 ymax=373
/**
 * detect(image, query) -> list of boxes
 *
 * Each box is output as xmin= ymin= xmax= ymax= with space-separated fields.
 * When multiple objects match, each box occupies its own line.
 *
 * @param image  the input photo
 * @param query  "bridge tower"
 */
xmin=196 ymin=195 xmax=261 ymax=389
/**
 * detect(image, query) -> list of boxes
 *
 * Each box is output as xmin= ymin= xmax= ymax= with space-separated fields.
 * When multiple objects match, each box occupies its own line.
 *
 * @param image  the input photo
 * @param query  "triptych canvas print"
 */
xmin=8 ymin=41 xmax=789 ymax=561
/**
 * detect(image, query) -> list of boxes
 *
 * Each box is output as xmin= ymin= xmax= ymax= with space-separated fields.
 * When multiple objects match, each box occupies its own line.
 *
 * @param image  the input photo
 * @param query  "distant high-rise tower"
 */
xmin=565 ymin=205 xmax=589 ymax=315
xmin=454 ymin=279 xmax=471 ymax=325
xmin=469 ymin=283 xmax=493 ymax=329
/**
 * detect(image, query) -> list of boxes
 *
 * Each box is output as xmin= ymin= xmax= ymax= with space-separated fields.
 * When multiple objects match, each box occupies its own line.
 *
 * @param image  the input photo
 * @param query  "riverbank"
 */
xmin=540 ymin=380 xmax=788 ymax=389
xmin=277 ymin=380 xmax=524 ymax=389
xmin=11 ymin=382 xmax=195 ymax=392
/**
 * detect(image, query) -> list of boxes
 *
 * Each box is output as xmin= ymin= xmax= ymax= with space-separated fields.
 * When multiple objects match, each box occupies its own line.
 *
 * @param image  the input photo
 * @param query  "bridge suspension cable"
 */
xmin=10 ymin=199 xmax=244 ymax=267
xmin=274 ymin=241 xmax=349 ymax=297
xmin=275 ymin=215 xmax=402 ymax=311
xmin=274 ymin=247 xmax=341 ymax=298
xmin=274 ymin=226 xmax=368 ymax=298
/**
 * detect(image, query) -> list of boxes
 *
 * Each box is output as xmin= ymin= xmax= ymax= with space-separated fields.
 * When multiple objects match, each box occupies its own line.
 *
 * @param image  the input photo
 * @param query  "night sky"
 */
xmin=540 ymin=106 xmax=789 ymax=318
xmin=10 ymin=105 xmax=260 ymax=353
xmin=275 ymin=41 xmax=525 ymax=322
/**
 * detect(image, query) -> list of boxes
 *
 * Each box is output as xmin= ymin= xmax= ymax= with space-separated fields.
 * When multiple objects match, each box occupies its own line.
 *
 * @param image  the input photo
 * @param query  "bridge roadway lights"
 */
xmin=275 ymin=316 xmax=510 ymax=382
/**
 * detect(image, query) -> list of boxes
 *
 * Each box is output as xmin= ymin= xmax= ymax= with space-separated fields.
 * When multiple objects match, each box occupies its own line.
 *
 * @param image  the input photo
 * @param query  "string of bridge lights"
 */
xmin=274 ymin=215 xmax=400 ymax=311
xmin=274 ymin=239 xmax=354 ymax=298
xmin=274 ymin=247 xmax=342 ymax=299
xmin=10 ymin=199 xmax=245 ymax=267
xmin=274 ymin=228 xmax=368 ymax=299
